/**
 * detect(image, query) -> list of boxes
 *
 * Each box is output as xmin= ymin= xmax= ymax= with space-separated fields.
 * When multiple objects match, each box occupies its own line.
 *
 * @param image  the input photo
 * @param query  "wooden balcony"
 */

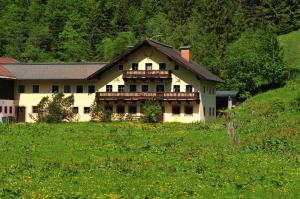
xmin=123 ymin=70 xmax=171 ymax=79
xmin=96 ymin=92 xmax=200 ymax=101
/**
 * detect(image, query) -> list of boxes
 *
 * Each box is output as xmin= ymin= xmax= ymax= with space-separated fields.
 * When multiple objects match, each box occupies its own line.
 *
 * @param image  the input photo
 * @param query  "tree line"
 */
xmin=0 ymin=0 xmax=299 ymax=98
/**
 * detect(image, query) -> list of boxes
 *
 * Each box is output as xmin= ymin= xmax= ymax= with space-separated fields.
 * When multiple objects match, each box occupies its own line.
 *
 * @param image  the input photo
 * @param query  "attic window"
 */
xmin=174 ymin=65 xmax=179 ymax=70
xmin=186 ymin=85 xmax=193 ymax=92
xmin=159 ymin=63 xmax=166 ymax=70
xmin=132 ymin=63 xmax=138 ymax=70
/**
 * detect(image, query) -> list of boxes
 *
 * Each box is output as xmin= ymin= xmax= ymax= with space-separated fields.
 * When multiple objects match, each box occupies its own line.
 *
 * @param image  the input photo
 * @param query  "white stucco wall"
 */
xmin=15 ymin=80 xmax=97 ymax=122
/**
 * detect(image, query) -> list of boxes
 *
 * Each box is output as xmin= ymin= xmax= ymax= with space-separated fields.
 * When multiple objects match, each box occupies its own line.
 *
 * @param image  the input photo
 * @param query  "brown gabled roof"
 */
xmin=88 ymin=39 xmax=224 ymax=83
xmin=1 ymin=62 xmax=107 ymax=80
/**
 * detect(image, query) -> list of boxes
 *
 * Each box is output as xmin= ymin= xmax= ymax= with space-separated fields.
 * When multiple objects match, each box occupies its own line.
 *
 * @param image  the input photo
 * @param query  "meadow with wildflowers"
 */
xmin=0 ymin=99 xmax=299 ymax=198
xmin=0 ymin=75 xmax=300 ymax=198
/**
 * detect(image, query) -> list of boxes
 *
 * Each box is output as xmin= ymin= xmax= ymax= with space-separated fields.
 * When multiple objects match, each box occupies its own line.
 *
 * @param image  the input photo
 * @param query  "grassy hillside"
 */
xmin=233 ymin=29 xmax=300 ymax=158
xmin=278 ymin=29 xmax=300 ymax=69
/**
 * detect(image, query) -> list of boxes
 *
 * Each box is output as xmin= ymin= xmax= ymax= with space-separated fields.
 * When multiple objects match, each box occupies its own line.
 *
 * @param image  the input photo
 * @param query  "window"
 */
xmin=32 ymin=106 xmax=38 ymax=113
xmin=130 ymin=85 xmax=136 ymax=92
xmin=184 ymin=105 xmax=193 ymax=115
xmin=128 ymin=105 xmax=137 ymax=114
xmin=106 ymin=85 xmax=112 ymax=92
xmin=172 ymin=105 xmax=180 ymax=115
xmin=9 ymin=107 xmax=12 ymax=114
xmin=118 ymin=85 xmax=125 ymax=92
xmin=119 ymin=65 xmax=123 ymax=70
xmin=159 ymin=63 xmax=166 ymax=70
xmin=145 ymin=63 xmax=152 ymax=70
xmin=88 ymin=85 xmax=95 ymax=93
xmin=72 ymin=107 xmax=79 ymax=114
xmin=156 ymin=85 xmax=164 ymax=92
xmin=76 ymin=85 xmax=83 ymax=93
xmin=4 ymin=106 xmax=7 ymax=114
xmin=105 ymin=105 xmax=113 ymax=112
xmin=209 ymin=107 xmax=212 ymax=116
xmin=132 ymin=63 xmax=138 ymax=70
xmin=203 ymin=86 xmax=206 ymax=93
xmin=203 ymin=107 xmax=206 ymax=116
xmin=52 ymin=85 xmax=59 ymax=93
xmin=64 ymin=85 xmax=71 ymax=93
xmin=174 ymin=65 xmax=179 ymax=70
xmin=84 ymin=107 xmax=90 ymax=114
xmin=18 ymin=85 xmax=25 ymax=93
xmin=173 ymin=85 xmax=180 ymax=92
xmin=213 ymin=107 xmax=215 ymax=116
xmin=0 ymin=106 xmax=2 ymax=113
xmin=32 ymin=85 xmax=39 ymax=93
xmin=186 ymin=85 xmax=193 ymax=92
xmin=116 ymin=105 xmax=125 ymax=114
xmin=142 ymin=85 xmax=148 ymax=92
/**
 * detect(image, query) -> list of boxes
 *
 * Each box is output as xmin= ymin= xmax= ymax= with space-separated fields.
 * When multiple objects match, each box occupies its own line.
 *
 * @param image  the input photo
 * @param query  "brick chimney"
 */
xmin=180 ymin=46 xmax=191 ymax=62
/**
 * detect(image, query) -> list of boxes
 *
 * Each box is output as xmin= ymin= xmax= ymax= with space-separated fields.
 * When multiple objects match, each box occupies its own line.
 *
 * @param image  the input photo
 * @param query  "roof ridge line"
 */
xmin=147 ymin=39 xmax=173 ymax=49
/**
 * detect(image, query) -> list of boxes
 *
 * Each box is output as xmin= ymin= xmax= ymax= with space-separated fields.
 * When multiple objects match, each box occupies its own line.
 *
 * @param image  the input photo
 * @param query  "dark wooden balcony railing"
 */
xmin=123 ymin=70 xmax=171 ymax=79
xmin=96 ymin=92 xmax=199 ymax=101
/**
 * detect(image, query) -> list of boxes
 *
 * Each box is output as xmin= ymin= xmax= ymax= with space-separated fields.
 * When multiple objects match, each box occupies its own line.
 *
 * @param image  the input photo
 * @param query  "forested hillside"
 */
xmin=0 ymin=0 xmax=299 ymax=98
xmin=0 ymin=0 xmax=299 ymax=63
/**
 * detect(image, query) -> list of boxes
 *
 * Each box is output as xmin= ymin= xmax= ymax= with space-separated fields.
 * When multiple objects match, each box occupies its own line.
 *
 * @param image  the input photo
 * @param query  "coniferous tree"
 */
xmin=58 ymin=13 xmax=89 ymax=61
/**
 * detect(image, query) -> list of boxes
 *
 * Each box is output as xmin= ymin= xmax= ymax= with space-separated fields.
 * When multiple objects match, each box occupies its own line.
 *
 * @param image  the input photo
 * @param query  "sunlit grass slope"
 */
xmin=278 ymin=29 xmax=300 ymax=69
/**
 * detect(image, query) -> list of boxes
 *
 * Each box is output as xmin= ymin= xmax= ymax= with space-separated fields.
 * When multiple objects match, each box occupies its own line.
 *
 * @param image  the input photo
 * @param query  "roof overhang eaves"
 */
xmin=148 ymin=41 xmax=225 ymax=83
xmin=0 ymin=76 xmax=16 ymax=80
xmin=196 ymin=76 xmax=225 ymax=83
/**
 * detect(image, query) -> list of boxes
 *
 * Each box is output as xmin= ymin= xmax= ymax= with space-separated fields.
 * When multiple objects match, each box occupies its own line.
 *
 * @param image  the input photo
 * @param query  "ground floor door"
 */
xmin=16 ymin=107 xmax=26 ymax=123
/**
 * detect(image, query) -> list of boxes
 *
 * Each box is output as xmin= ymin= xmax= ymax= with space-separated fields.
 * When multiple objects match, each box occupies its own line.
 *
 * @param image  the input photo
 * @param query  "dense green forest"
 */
xmin=0 ymin=0 xmax=299 ymax=97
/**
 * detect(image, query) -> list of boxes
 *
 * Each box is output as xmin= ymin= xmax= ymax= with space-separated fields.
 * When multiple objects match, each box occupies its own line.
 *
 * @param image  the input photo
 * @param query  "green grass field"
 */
xmin=0 ymin=118 xmax=299 ymax=198
xmin=0 ymin=82 xmax=299 ymax=198
xmin=0 ymin=30 xmax=299 ymax=198
xmin=279 ymin=29 xmax=300 ymax=69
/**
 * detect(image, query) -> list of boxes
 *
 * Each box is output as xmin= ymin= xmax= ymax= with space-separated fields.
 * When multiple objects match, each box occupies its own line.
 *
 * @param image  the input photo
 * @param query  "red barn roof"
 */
xmin=0 ymin=65 xmax=15 ymax=79
xmin=0 ymin=58 xmax=18 ymax=63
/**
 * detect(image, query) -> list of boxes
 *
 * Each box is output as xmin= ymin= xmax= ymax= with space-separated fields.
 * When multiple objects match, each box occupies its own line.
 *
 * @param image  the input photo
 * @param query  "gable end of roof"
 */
xmin=88 ymin=39 xmax=224 ymax=83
